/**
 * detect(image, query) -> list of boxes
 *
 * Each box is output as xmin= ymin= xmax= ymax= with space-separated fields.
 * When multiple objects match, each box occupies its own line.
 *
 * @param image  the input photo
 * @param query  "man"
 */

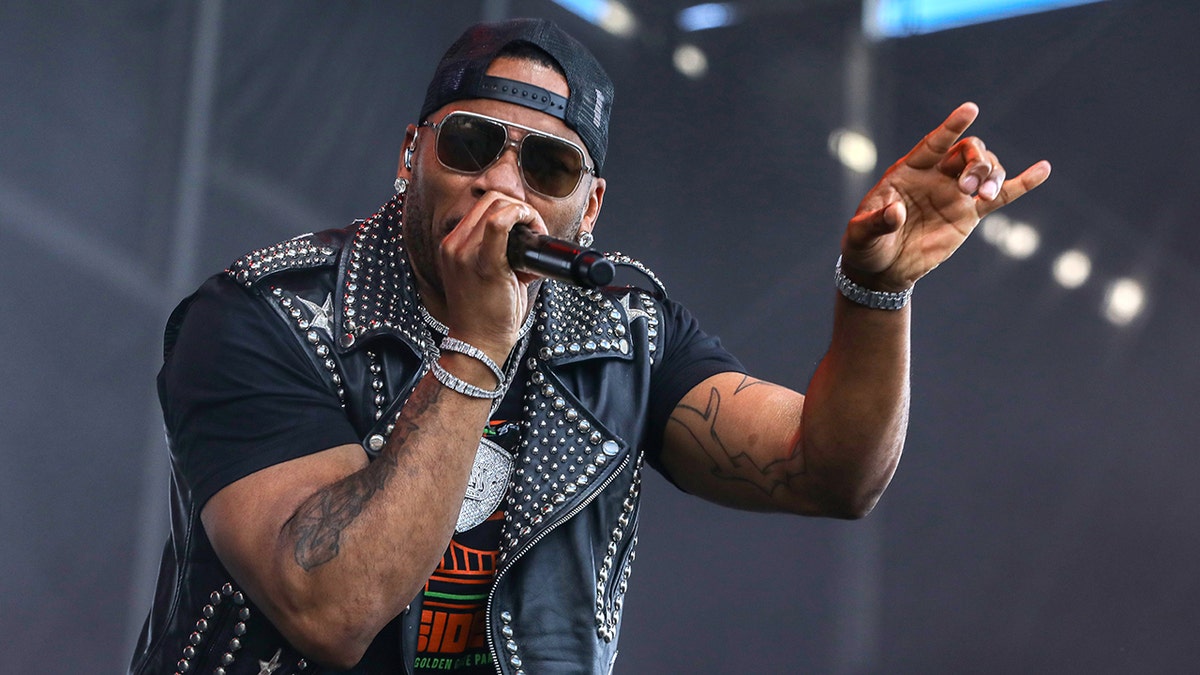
xmin=130 ymin=17 xmax=1049 ymax=675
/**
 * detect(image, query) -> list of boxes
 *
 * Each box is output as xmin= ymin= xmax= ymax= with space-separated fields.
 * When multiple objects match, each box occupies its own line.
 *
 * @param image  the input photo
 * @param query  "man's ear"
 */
xmin=579 ymin=176 xmax=606 ymax=237
xmin=397 ymin=124 xmax=419 ymax=179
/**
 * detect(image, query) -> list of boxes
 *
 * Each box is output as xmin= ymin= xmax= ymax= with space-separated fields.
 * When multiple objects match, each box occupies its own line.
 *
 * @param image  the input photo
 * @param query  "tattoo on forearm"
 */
xmin=668 ymin=375 xmax=804 ymax=496
xmin=287 ymin=461 xmax=395 ymax=571
xmin=284 ymin=380 xmax=442 ymax=571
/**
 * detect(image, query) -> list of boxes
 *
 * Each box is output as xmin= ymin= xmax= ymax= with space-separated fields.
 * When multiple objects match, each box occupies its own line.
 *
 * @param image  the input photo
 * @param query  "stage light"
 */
xmin=673 ymin=44 xmax=709 ymax=79
xmin=980 ymin=212 xmax=1012 ymax=245
xmin=1000 ymin=221 xmax=1039 ymax=259
xmin=552 ymin=0 xmax=637 ymax=37
xmin=1103 ymin=278 xmax=1145 ymax=325
xmin=828 ymin=129 xmax=878 ymax=174
xmin=980 ymin=213 xmax=1039 ymax=259
xmin=678 ymin=3 xmax=742 ymax=32
xmin=864 ymin=0 xmax=1108 ymax=40
xmin=1052 ymin=249 xmax=1091 ymax=289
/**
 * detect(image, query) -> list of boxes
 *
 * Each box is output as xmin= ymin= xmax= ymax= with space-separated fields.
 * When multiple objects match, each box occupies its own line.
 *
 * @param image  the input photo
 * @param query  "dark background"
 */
xmin=3 ymin=1 xmax=1197 ymax=672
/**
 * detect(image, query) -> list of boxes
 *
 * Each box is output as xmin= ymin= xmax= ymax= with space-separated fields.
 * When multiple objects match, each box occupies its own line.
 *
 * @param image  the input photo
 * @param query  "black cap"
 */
xmin=420 ymin=18 xmax=614 ymax=175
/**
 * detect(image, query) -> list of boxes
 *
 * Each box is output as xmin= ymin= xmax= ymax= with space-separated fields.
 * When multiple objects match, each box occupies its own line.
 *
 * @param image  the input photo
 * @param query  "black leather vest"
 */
xmin=130 ymin=196 xmax=667 ymax=675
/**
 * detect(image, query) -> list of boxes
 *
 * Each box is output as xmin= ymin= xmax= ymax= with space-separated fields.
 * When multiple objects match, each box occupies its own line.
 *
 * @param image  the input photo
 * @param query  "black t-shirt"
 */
xmin=160 ymin=273 xmax=745 ymax=670
xmin=413 ymin=394 xmax=523 ymax=675
xmin=160 ymin=275 xmax=363 ymax=509
xmin=162 ymin=275 xmax=745 ymax=508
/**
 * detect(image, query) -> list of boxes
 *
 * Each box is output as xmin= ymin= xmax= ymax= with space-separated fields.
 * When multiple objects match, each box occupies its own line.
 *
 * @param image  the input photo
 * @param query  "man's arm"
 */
xmin=662 ymin=295 xmax=908 ymax=517
xmin=202 ymin=354 xmax=495 ymax=669
xmin=661 ymin=103 xmax=1049 ymax=517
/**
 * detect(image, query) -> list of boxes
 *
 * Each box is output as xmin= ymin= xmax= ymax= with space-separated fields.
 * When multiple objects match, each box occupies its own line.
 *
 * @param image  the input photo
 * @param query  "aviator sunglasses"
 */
xmin=418 ymin=111 xmax=596 ymax=199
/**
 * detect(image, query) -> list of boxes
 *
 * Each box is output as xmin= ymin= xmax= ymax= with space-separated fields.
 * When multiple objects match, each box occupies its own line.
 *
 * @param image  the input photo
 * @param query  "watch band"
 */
xmin=834 ymin=256 xmax=912 ymax=310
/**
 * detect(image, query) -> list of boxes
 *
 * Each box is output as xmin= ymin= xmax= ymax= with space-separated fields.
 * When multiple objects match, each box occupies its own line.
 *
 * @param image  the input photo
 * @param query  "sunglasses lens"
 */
xmin=436 ymin=115 xmax=506 ymax=172
xmin=520 ymin=134 xmax=585 ymax=198
xmin=433 ymin=113 xmax=586 ymax=199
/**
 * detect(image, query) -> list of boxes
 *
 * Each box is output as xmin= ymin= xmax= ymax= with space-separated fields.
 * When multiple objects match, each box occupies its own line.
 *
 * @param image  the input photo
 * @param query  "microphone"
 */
xmin=507 ymin=225 xmax=615 ymax=288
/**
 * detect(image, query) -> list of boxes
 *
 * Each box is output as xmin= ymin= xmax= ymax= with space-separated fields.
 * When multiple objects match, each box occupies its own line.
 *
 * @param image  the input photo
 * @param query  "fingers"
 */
xmin=905 ymin=102 xmax=979 ymax=170
xmin=977 ymin=160 xmax=1052 ymax=216
xmin=939 ymin=141 xmax=1006 ymax=199
xmin=442 ymin=192 xmax=544 ymax=283
xmin=909 ymin=103 xmax=1016 ymax=201
xmin=437 ymin=193 xmax=542 ymax=355
xmin=977 ymin=151 xmax=1006 ymax=201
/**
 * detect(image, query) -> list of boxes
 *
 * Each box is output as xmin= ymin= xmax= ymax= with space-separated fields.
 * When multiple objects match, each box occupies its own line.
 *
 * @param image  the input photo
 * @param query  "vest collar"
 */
xmin=331 ymin=196 xmax=635 ymax=367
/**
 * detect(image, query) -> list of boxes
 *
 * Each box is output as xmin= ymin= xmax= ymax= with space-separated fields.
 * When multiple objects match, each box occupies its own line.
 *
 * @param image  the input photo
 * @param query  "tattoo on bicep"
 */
xmin=284 ymin=380 xmax=442 ymax=571
xmin=732 ymin=374 xmax=782 ymax=395
xmin=668 ymin=376 xmax=804 ymax=496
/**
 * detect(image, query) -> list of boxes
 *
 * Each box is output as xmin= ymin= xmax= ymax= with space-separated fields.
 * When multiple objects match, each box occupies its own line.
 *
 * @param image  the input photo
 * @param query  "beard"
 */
xmin=399 ymin=185 xmax=446 ymax=300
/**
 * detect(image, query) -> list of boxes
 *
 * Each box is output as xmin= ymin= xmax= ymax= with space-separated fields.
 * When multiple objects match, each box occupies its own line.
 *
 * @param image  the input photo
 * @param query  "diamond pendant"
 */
xmin=455 ymin=437 xmax=513 ymax=532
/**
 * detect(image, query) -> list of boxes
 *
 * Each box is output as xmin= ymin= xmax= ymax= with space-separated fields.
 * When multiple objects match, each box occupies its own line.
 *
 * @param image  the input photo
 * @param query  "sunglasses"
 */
xmin=418 ymin=111 xmax=596 ymax=199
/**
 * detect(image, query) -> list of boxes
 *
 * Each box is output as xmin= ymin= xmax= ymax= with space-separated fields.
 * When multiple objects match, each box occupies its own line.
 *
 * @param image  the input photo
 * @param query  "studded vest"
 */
xmin=131 ymin=195 xmax=667 ymax=675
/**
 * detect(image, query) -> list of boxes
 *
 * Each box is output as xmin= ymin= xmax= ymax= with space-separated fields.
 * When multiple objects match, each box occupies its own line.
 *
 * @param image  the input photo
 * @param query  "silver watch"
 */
xmin=834 ymin=256 xmax=912 ymax=310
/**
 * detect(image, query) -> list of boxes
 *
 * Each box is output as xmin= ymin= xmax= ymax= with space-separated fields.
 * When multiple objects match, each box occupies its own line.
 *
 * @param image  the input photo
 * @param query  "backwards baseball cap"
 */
xmin=420 ymin=18 xmax=615 ymax=175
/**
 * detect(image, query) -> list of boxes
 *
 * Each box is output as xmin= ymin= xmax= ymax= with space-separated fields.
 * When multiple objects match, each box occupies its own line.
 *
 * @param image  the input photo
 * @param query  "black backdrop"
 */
xmin=2 ymin=1 xmax=1198 ymax=672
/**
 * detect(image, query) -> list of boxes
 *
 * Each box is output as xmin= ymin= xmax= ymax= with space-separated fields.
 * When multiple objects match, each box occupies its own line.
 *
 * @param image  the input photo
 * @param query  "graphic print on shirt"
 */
xmin=415 ymin=418 xmax=521 ymax=674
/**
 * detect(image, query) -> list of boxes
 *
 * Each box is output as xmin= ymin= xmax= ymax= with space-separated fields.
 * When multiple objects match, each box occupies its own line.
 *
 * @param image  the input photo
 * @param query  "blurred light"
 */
xmin=678 ymin=3 xmax=742 ymax=32
xmin=1103 ymin=277 xmax=1145 ymax=325
xmin=673 ymin=44 xmax=709 ymax=79
xmin=980 ymin=213 xmax=1039 ymax=259
xmin=1000 ymin=221 xmax=1039 ymax=259
xmin=828 ymin=129 xmax=877 ymax=174
xmin=864 ymin=0 xmax=1108 ymax=40
xmin=980 ymin=213 xmax=1011 ymax=245
xmin=1052 ymin=249 xmax=1091 ymax=288
xmin=553 ymin=0 xmax=638 ymax=37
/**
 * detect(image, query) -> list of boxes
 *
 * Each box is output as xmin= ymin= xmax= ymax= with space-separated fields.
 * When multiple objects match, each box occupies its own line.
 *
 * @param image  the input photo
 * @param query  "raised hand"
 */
xmin=841 ymin=102 xmax=1051 ymax=292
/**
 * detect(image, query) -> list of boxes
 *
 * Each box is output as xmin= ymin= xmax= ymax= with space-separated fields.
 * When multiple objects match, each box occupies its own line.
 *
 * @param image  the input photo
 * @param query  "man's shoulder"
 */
xmin=162 ymin=224 xmax=355 ymax=360
xmin=225 ymin=224 xmax=354 ymax=289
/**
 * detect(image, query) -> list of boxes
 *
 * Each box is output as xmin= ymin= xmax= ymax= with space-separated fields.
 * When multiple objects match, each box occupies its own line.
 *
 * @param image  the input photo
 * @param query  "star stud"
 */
xmin=297 ymin=293 xmax=334 ymax=338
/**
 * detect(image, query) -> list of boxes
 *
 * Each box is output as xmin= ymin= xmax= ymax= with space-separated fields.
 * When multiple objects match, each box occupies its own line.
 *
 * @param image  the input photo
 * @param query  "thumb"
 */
xmin=846 ymin=200 xmax=905 ymax=250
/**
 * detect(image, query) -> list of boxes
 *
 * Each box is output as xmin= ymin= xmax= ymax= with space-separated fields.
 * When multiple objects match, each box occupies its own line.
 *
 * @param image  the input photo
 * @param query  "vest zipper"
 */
xmin=485 ymin=452 xmax=632 ymax=674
